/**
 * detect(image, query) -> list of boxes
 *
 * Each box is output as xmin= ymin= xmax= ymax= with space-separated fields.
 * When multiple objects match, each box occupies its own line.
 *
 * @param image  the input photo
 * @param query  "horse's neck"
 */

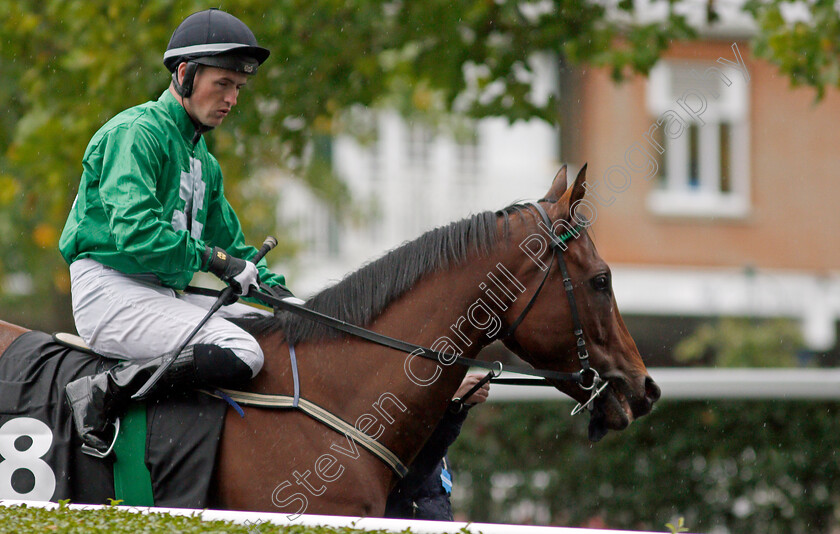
xmin=372 ymin=255 xmax=503 ymax=357
xmin=253 ymin=249 xmax=509 ymax=462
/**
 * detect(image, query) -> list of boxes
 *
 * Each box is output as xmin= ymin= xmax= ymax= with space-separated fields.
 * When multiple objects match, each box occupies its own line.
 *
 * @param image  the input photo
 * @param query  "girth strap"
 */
xmin=201 ymin=388 xmax=409 ymax=478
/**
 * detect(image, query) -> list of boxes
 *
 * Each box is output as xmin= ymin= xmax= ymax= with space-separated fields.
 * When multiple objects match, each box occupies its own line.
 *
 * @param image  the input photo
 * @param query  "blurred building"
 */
xmin=275 ymin=109 xmax=560 ymax=296
xmin=560 ymin=37 xmax=840 ymax=364
xmin=274 ymin=34 xmax=840 ymax=366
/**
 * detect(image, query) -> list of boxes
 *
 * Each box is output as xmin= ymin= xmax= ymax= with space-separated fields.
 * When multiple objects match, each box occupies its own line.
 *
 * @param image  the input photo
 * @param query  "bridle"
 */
xmin=496 ymin=201 xmax=609 ymax=414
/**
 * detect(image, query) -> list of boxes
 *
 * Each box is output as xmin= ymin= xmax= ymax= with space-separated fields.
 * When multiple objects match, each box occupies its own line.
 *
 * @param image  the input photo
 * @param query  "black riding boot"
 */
xmin=65 ymin=344 xmax=251 ymax=454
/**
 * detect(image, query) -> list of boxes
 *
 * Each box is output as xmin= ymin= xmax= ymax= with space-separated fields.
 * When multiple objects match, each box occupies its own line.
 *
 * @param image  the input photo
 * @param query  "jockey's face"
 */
xmin=177 ymin=64 xmax=248 ymax=128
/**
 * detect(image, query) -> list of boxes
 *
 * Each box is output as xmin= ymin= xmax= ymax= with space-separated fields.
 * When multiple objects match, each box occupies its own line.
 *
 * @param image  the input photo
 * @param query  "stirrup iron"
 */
xmin=80 ymin=417 xmax=121 ymax=459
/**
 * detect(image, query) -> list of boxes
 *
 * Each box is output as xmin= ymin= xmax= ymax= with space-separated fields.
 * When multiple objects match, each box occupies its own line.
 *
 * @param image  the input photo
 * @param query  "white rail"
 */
xmin=0 ymin=500 xmax=684 ymax=534
xmin=487 ymin=367 xmax=840 ymax=402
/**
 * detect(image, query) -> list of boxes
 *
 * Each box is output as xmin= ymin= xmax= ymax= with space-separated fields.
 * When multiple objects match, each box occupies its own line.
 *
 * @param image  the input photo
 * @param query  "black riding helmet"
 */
xmin=164 ymin=8 xmax=269 ymax=98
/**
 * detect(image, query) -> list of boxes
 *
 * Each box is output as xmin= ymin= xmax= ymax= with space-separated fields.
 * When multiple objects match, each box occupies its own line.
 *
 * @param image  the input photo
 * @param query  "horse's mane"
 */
xmin=236 ymin=204 xmax=529 ymax=345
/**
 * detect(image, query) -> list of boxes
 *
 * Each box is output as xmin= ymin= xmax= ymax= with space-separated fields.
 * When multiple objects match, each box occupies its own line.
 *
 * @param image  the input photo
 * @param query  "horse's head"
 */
xmin=499 ymin=165 xmax=660 ymax=441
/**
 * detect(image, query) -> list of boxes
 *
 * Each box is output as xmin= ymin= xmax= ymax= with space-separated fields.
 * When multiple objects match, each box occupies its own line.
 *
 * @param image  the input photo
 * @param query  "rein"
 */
xmin=246 ymin=203 xmax=597 ymax=386
xmin=250 ymin=285 xmax=584 ymax=385
xmin=185 ymin=202 xmax=609 ymax=392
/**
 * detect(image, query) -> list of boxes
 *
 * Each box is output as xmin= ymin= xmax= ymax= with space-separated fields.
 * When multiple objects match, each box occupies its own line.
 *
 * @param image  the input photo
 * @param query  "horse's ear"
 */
xmin=567 ymin=163 xmax=588 ymax=207
xmin=543 ymin=165 xmax=568 ymax=201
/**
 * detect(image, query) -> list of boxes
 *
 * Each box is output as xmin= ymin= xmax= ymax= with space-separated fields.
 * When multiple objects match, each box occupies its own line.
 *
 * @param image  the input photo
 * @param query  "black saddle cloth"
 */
xmin=0 ymin=330 xmax=226 ymax=507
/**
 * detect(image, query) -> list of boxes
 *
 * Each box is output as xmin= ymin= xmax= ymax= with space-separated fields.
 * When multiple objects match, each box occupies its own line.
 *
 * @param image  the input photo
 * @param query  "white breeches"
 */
xmin=69 ymin=258 xmax=267 ymax=377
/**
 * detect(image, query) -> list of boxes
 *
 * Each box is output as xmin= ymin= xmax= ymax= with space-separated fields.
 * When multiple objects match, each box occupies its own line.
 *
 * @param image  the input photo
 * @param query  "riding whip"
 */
xmin=132 ymin=236 xmax=278 ymax=400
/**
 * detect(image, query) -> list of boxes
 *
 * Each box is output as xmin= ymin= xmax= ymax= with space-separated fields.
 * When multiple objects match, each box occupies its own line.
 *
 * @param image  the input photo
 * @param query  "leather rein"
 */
xmin=245 ymin=201 xmax=608 ymax=411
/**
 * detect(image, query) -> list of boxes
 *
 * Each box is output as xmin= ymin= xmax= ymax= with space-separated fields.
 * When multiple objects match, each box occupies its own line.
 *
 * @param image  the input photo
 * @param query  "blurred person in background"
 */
xmin=385 ymin=373 xmax=491 ymax=520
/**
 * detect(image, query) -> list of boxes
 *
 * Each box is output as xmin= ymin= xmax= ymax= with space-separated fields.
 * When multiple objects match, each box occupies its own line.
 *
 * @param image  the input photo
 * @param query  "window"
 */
xmin=645 ymin=60 xmax=750 ymax=218
xmin=455 ymin=125 xmax=480 ymax=179
xmin=453 ymin=124 xmax=481 ymax=203
xmin=406 ymin=123 xmax=434 ymax=173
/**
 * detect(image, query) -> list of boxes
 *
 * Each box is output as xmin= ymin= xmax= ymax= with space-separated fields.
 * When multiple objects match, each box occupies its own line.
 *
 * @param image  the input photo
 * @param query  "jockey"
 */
xmin=58 ymin=9 xmax=291 ymax=454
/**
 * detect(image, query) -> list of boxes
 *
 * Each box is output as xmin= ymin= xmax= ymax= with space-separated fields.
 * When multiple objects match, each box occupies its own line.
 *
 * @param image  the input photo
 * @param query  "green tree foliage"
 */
xmin=0 ymin=0 xmax=836 ymax=329
xmin=0 ymin=0 xmax=694 ymax=328
xmin=451 ymin=400 xmax=840 ymax=533
xmin=744 ymin=0 xmax=840 ymax=99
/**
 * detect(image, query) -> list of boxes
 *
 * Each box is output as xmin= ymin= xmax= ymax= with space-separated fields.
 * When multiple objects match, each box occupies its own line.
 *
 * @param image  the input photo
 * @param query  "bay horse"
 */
xmin=0 ymin=165 xmax=659 ymax=517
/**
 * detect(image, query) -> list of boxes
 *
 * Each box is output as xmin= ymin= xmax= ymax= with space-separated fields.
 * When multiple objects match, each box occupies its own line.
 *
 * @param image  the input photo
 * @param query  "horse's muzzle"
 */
xmin=630 ymin=375 xmax=661 ymax=419
xmin=645 ymin=376 xmax=661 ymax=404
xmin=605 ymin=373 xmax=660 ymax=420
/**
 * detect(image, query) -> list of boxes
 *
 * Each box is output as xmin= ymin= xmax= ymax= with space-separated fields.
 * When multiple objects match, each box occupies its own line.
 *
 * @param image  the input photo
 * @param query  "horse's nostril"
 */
xmin=645 ymin=376 xmax=661 ymax=403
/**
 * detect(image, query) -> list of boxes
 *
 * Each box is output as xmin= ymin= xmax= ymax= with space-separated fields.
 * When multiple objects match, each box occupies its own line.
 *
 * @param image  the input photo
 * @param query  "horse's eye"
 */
xmin=592 ymin=273 xmax=611 ymax=292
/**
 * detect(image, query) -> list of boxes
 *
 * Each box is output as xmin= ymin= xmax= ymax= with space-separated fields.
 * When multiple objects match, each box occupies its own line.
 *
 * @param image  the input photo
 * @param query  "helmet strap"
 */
xmin=172 ymin=61 xmax=199 ymax=98
xmin=191 ymin=123 xmax=213 ymax=144
xmin=171 ymin=61 xmax=216 ymax=142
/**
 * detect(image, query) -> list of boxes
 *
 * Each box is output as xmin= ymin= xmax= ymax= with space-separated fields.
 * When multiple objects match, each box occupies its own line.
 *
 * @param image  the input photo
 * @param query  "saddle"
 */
xmin=0 ymin=330 xmax=227 ymax=507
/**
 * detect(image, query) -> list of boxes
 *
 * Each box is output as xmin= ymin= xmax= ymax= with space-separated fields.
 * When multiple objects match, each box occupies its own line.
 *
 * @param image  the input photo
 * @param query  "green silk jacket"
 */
xmin=59 ymin=89 xmax=284 ymax=290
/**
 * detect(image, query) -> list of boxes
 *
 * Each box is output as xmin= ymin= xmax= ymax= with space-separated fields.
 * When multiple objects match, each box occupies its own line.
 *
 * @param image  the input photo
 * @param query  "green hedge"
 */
xmin=4 ymin=401 xmax=832 ymax=533
xmin=449 ymin=400 xmax=840 ymax=533
xmin=0 ymin=502 xmax=433 ymax=534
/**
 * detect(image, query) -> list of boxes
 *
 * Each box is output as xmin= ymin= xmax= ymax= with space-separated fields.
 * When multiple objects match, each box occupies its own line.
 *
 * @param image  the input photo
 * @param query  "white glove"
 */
xmin=230 ymin=260 xmax=260 ymax=296
xmin=206 ymin=246 xmax=261 ymax=296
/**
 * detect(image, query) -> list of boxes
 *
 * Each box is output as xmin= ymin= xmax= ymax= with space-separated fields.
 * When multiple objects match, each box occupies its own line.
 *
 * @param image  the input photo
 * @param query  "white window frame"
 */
xmin=645 ymin=60 xmax=750 ymax=218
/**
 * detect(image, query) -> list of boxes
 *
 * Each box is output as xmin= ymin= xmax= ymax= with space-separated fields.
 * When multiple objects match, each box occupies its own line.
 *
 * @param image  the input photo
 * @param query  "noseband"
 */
xmin=502 ymin=202 xmax=609 ymax=413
